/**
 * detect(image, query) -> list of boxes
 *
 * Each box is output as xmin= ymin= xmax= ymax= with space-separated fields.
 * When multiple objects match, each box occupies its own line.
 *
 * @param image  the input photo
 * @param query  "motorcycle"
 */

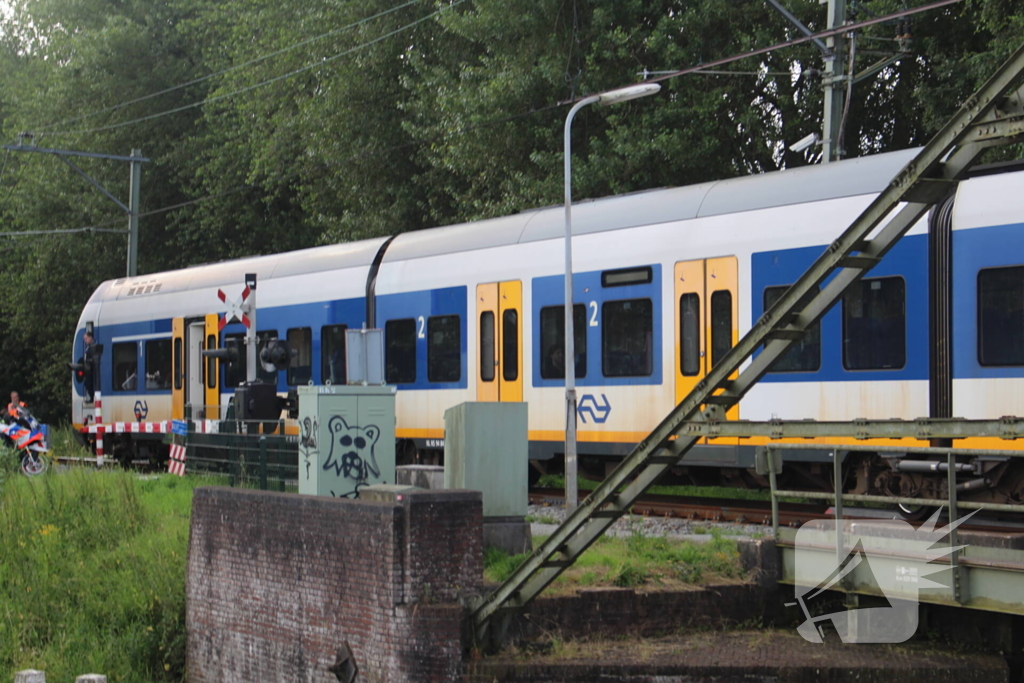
xmin=1 ymin=407 xmax=49 ymax=476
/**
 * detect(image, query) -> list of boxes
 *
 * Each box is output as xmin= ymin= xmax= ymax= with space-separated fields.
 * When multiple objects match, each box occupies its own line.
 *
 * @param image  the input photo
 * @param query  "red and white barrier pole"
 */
xmin=94 ymin=392 xmax=104 ymax=467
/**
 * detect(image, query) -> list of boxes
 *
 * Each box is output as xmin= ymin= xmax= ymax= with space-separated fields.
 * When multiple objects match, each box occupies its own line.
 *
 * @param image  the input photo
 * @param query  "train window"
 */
xmin=763 ymin=286 xmax=821 ymax=372
xmin=710 ymin=291 xmax=733 ymax=369
xmin=843 ymin=277 xmax=906 ymax=370
xmin=173 ymin=337 xmax=182 ymax=391
xmin=287 ymin=327 xmax=313 ymax=385
xmin=223 ymin=333 xmax=246 ymax=388
xmin=385 ymin=319 xmax=417 ymax=384
xmin=112 ymin=342 xmax=138 ymax=392
xmin=602 ymin=298 xmax=653 ymax=377
xmin=145 ymin=339 xmax=172 ymax=390
xmin=322 ymin=324 xmax=348 ymax=385
xmin=679 ymin=293 xmax=700 ymax=376
xmin=427 ymin=315 xmax=461 ymax=383
xmin=480 ymin=312 xmax=495 ymax=382
xmin=539 ymin=304 xmax=586 ymax=379
xmin=502 ymin=310 xmax=518 ymax=381
xmin=256 ymin=330 xmax=279 ymax=384
xmin=206 ymin=334 xmax=217 ymax=390
xmin=978 ymin=266 xmax=1024 ymax=366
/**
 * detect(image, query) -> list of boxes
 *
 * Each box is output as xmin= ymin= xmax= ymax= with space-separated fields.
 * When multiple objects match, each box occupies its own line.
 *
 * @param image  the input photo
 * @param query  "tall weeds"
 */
xmin=0 ymin=468 xmax=197 ymax=682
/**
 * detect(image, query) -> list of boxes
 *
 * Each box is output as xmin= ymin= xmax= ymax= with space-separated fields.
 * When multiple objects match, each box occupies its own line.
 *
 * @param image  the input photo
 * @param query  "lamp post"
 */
xmin=563 ymin=82 xmax=661 ymax=510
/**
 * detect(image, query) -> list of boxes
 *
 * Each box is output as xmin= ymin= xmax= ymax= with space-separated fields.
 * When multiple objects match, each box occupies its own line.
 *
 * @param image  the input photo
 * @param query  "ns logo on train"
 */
xmin=577 ymin=394 xmax=611 ymax=424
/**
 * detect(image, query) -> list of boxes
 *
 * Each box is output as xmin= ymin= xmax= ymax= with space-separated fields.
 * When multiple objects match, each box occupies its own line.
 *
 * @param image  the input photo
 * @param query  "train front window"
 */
xmin=979 ymin=266 xmax=1024 ymax=366
xmin=763 ymin=285 xmax=821 ymax=372
xmin=112 ymin=342 xmax=138 ymax=392
xmin=843 ymin=276 xmax=906 ymax=370
xmin=602 ymin=298 xmax=653 ymax=377
xmin=385 ymin=319 xmax=417 ymax=384
xmin=145 ymin=339 xmax=172 ymax=390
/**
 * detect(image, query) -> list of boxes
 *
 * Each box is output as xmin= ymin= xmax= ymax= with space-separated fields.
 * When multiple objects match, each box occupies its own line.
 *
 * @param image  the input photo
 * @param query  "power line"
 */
xmin=0 ymin=225 xmax=127 ymax=238
xmin=34 ymin=0 xmax=424 ymax=134
xmin=635 ymin=0 xmax=964 ymax=91
xmin=42 ymin=0 xmax=466 ymax=137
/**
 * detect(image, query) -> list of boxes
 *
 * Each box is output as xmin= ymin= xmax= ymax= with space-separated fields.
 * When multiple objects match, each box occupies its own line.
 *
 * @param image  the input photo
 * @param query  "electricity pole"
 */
xmin=1 ymin=137 xmax=148 ymax=276
xmin=821 ymin=0 xmax=848 ymax=163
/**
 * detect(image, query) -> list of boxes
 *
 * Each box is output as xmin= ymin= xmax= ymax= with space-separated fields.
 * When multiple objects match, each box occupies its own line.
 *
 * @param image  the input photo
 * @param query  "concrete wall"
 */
xmin=186 ymin=487 xmax=482 ymax=683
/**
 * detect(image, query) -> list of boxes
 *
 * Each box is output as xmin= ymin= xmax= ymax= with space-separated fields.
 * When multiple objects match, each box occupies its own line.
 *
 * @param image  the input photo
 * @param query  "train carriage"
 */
xmin=71 ymin=147 xmax=1024 ymax=503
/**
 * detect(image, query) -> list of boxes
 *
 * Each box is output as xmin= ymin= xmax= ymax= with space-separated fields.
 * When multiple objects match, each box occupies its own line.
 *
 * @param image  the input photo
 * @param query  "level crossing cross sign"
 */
xmin=217 ymin=286 xmax=252 ymax=331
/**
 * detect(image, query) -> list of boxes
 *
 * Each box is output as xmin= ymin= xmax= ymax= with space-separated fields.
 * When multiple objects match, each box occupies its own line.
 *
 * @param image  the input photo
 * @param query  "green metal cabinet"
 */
xmin=297 ymin=385 xmax=396 ymax=498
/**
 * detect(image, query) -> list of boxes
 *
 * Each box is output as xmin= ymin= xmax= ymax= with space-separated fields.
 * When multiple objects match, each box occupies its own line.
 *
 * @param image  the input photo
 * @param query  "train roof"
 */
xmin=383 ymin=147 xmax=920 ymax=262
xmin=103 ymin=147 xmax=920 ymax=298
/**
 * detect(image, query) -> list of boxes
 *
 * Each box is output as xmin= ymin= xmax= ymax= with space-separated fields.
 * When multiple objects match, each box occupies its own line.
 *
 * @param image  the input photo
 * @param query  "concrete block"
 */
xmin=483 ymin=516 xmax=532 ymax=555
xmin=76 ymin=676 xmax=108 ymax=683
xmin=14 ymin=671 xmax=45 ymax=683
xmin=396 ymin=464 xmax=444 ymax=490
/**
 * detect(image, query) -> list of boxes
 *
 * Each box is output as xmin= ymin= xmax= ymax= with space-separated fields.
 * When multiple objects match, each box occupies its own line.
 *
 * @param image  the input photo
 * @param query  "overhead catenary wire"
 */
xmin=34 ymin=0 xmax=424 ymax=134
xmin=40 ymin=0 xmax=466 ymax=137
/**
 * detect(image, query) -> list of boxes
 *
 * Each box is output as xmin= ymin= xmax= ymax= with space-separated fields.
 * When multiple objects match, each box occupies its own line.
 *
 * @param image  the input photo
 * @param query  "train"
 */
xmin=71 ymin=146 xmax=1024 ymax=504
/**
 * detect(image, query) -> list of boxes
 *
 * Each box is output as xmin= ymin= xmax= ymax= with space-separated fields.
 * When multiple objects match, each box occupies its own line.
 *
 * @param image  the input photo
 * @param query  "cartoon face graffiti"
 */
xmin=323 ymin=416 xmax=381 ymax=485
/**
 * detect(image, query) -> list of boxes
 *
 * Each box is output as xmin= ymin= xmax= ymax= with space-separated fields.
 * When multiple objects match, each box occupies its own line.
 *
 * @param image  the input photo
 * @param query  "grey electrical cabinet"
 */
xmin=297 ymin=385 xmax=396 ymax=498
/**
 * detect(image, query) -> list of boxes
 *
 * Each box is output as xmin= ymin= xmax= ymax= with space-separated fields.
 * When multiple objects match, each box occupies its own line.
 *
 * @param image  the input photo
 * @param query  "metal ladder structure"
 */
xmin=471 ymin=42 xmax=1024 ymax=648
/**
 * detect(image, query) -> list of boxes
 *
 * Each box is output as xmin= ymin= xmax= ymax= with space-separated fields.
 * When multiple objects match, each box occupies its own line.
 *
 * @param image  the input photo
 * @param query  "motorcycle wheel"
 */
xmin=21 ymin=451 xmax=48 ymax=477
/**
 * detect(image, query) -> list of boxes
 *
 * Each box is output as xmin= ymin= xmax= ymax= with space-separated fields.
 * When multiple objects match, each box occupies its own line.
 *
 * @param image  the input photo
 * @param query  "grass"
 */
xmin=484 ymin=530 xmax=745 ymax=593
xmin=0 ymin=467 xmax=200 ymax=683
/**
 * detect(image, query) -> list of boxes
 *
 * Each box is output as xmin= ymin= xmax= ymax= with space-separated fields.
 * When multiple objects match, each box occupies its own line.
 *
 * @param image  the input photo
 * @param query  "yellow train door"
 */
xmin=476 ymin=280 xmax=523 ymax=402
xmin=675 ymin=257 xmax=739 ymax=440
xmin=171 ymin=318 xmax=185 ymax=420
xmin=204 ymin=313 xmax=220 ymax=418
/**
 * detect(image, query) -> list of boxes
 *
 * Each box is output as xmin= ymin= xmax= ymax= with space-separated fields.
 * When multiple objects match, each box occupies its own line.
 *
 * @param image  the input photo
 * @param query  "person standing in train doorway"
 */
xmin=75 ymin=330 xmax=98 ymax=403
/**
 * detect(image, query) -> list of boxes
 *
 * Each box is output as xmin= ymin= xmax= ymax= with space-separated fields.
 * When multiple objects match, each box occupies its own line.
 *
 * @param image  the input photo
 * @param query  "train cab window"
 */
xmin=223 ymin=333 xmax=246 ymax=388
xmin=603 ymin=298 xmax=653 ymax=377
xmin=427 ymin=315 xmax=461 ymax=382
xmin=978 ymin=266 xmax=1024 ymax=365
xmin=710 ymin=291 xmax=733 ymax=369
xmin=286 ymin=327 xmax=313 ymax=385
xmin=145 ymin=339 xmax=172 ymax=390
xmin=679 ymin=293 xmax=700 ymax=376
xmin=502 ymin=310 xmax=518 ymax=381
xmin=480 ymin=312 xmax=495 ymax=382
xmin=112 ymin=342 xmax=138 ymax=392
xmin=256 ymin=330 xmax=279 ymax=385
xmin=385 ymin=318 xmax=417 ymax=384
xmin=539 ymin=304 xmax=586 ymax=379
xmin=843 ymin=277 xmax=906 ymax=370
xmin=763 ymin=286 xmax=821 ymax=372
xmin=322 ymin=324 xmax=348 ymax=385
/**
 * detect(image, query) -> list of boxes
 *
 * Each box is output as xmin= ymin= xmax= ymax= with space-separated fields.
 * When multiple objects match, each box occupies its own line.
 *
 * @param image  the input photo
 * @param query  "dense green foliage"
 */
xmin=0 ymin=0 xmax=1021 ymax=420
xmin=0 ymin=468 xmax=196 ymax=682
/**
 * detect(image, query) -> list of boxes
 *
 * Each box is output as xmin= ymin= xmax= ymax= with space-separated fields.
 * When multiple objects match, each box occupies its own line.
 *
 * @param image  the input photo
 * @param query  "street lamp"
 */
xmin=563 ymin=82 xmax=661 ymax=510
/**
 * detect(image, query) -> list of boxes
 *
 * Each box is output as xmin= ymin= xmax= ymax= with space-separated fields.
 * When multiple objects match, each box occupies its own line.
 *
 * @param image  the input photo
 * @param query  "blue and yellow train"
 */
xmin=72 ymin=147 xmax=1024 ymax=502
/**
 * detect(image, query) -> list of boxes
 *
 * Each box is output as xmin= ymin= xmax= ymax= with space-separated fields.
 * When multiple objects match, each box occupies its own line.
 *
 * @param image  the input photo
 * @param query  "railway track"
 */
xmin=528 ymin=488 xmax=831 ymax=527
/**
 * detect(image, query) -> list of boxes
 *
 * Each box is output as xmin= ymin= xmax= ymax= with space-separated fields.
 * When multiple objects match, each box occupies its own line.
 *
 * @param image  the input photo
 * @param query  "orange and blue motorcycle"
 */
xmin=1 ymin=407 xmax=49 ymax=476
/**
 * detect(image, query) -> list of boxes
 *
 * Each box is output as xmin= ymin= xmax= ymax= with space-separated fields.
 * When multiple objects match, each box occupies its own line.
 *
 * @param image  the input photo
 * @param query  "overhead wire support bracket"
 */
xmin=2 ymin=143 xmax=148 ymax=276
xmin=764 ymin=0 xmax=833 ymax=58
xmin=470 ymin=41 xmax=1024 ymax=651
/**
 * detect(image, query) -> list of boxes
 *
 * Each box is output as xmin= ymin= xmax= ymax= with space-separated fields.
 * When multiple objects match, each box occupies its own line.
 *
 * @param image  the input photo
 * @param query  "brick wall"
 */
xmin=186 ymin=487 xmax=482 ymax=683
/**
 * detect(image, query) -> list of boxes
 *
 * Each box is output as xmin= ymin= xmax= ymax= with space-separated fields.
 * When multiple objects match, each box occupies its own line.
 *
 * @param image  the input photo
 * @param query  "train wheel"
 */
xmin=20 ymin=451 xmax=49 ymax=477
xmin=897 ymin=503 xmax=934 ymax=521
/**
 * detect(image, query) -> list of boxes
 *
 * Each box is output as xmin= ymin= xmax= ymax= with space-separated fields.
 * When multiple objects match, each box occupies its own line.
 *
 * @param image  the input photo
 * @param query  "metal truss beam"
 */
xmin=671 ymin=416 xmax=1024 ymax=442
xmin=471 ymin=42 xmax=1024 ymax=649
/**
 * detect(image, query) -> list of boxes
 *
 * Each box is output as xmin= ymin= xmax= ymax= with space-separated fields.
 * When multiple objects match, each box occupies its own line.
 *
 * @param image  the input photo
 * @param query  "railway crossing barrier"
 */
xmin=178 ymin=404 xmax=298 ymax=491
xmin=470 ymin=41 xmax=1024 ymax=649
